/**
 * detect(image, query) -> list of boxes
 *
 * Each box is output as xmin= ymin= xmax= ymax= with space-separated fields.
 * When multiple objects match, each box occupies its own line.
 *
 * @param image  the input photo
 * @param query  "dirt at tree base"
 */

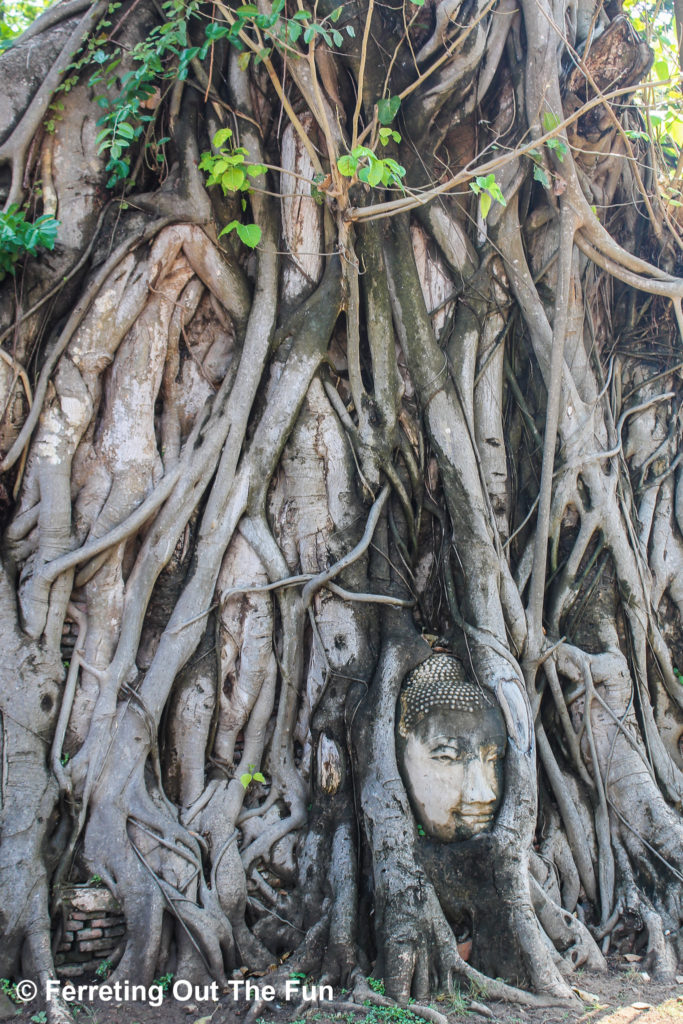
xmin=5 ymin=967 xmax=683 ymax=1024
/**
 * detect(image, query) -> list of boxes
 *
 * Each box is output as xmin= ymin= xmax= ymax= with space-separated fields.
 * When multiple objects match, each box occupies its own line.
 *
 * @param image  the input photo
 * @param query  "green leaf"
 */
xmin=479 ymin=191 xmax=492 ymax=219
xmin=654 ymin=58 xmax=669 ymax=81
xmin=542 ymin=110 xmax=561 ymax=134
xmin=378 ymin=127 xmax=401 ymax=145
xmin=546 ymin=137 xmax=567 ymax=161
xmin=332 ymin=29 xmax=343 ymax=47
xmin=213 ymin=127 xmax=233 ymax=148
xmin=377 ymin=95 xmax=401 ymax=125
xmin=488 ymin=181 xmax=506 ymax=206
xmin=237 ymin=51 xmax=251 ymax=70
xmin=221 ymin=166 xmax=246 ymax=191
xmin=239 ymin=771 xmax=252 ymax=788
xmin=366 ymin=160 xmax=384 ymax=187
xmin=246 ymin=163 xmax=267 ymax=177
xmin=337 ymin=153 xmax=357 ymax=177
xmin=533 ymin=163 xmax=550 ymax=188
xmin=346 ymin=24 xmax=355 ymax=37
xmin=235 ymin=222 xmax=262 ymax=247
xmin=330 ymin=5 xmax=343 ymax=21
xmin=252 ymin=771 xmax=266 ymax=783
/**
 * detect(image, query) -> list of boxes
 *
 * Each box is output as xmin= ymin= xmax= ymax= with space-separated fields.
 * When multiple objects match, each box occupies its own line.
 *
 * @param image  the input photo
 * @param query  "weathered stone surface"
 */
xmin=78 ymin=927 xmax=103 ymax=940
xmin=59 ymin=885 xmax=121 ymax=914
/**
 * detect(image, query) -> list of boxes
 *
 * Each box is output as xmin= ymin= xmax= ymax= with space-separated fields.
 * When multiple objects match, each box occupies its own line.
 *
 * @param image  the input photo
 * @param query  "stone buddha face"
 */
xmin=397 ymin=655 xmax=507 ymax=842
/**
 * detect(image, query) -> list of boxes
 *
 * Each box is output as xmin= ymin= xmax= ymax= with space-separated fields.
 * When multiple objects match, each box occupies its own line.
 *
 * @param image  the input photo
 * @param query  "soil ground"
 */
xmin=2 ymin=960 xmax=682 ymax=1024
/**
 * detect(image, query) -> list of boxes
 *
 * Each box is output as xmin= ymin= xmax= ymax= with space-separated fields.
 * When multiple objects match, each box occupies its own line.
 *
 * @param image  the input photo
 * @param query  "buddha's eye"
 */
xmin=431 ymin=748 xmax=463 ymax=763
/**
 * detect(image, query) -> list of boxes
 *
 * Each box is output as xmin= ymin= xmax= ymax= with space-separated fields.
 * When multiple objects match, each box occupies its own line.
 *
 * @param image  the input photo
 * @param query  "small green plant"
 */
xmin=240 ymin=763 xmax=267 ymax=789
xmin=358 ymin=1006 xmax=420 ymax=1024
xmin=30 ymin=1012 xmax=47 ymax=1023
xmin=674 ymin=665 xmax=683 ymax=683
xmin=198 ymin=128 xmax=265 ymax=248
xmin=446 ymin=984 xmax=469 ymax=1014
xmin=366 ymin=977 xmax=385 ymax=994
xmin=416 ymin=823 xmax=426 ymax=837
xmin=44 ymin=99 xmax=65 ymax=134
xmin=289 ymin=971 xmax=306 ymax=980
xmin=0 ymin=979 xmax=17 ymax=1003
xmin=95 ymin=958 xmax=112 ymax=979
xmin=196 ymin=1 xmax=355 ymax=69
xmin=89 ymin=0 xmax=199 ymax=187
xmin=337 ymin=146 xmax=406 ymax=189
xmin=60 ymin=752 xmax=70 ymax=767
xmin=542 ymin=112 xmax=568 ymax=161
xmin=87 ymin=874 xmax=103 ymax=886
xmin=469 ymin=173 xmax=506 ymax=219
xmin=153 ymin=972 xmax=173 ymax=992
xmin=0 ymin=206 xmax=59 ymax=282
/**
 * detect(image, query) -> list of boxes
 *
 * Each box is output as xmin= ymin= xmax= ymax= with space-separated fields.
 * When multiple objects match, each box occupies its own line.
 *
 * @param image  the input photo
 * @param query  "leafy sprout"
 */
xmin=0 ymin=206 xmax=59 ymax=282
xmin=469 ymin=173 xmax=506 ymax=219
xmin=240 ymin=763 xmax=267 ymax=788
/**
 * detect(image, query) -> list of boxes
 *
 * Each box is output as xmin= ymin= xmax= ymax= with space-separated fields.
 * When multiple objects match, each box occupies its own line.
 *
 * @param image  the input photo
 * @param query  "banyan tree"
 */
xmin=1 ymin=0 xmax=683 ymax=1020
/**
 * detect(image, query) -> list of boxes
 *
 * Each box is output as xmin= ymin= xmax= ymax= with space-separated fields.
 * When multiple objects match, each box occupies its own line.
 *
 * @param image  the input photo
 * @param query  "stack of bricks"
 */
xmin=55 ymin=886 xmax=126 ymax=978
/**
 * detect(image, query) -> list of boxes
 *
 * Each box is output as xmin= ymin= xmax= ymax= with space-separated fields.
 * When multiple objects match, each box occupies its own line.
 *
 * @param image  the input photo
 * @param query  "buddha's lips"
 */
xmin=457 ymin=810 xmax=494 ymax=825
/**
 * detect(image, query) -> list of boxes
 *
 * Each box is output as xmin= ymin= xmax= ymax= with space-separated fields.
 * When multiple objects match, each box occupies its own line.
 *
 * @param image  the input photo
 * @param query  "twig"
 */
xmin=351 ymin=0 xmax=374 ymax=149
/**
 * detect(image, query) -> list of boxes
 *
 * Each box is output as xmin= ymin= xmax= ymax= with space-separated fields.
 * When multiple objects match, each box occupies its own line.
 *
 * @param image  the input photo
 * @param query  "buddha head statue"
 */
xmin=396 ymin=655 xmax=507 ymax=842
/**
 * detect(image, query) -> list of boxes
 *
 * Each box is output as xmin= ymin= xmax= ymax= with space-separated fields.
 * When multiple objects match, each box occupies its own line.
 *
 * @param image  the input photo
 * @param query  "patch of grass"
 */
xmin=358 ymin=1006 xmax=421 ymax=1024
xmin=444 ymin=983 xmax=470 ymax=1014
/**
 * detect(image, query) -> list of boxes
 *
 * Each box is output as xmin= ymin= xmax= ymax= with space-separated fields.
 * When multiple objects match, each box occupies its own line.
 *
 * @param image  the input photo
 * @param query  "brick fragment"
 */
xmin=79 ymin=938 xmax=116 ymax=953
xmin=78 ymin=928 xmax=103 ymax=940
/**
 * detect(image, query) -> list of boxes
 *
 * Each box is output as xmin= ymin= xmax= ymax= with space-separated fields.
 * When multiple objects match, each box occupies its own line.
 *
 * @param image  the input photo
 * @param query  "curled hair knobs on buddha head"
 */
xmin=398 ymin=654 xmax=495 ymax=738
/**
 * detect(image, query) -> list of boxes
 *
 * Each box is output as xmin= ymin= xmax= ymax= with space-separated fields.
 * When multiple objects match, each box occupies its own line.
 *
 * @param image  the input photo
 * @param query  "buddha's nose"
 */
xmin=463 ymin=759 xmax=496 ymax=805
